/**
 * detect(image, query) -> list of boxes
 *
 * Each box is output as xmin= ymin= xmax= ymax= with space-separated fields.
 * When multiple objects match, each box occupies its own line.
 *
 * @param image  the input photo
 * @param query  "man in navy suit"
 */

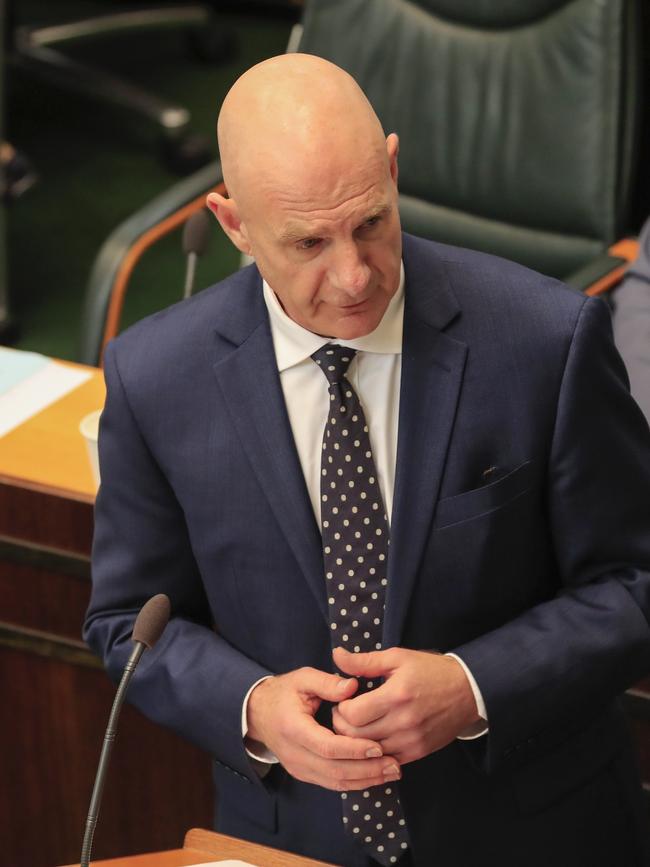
xmin=85 ymin=54 xmax=650 ymax=866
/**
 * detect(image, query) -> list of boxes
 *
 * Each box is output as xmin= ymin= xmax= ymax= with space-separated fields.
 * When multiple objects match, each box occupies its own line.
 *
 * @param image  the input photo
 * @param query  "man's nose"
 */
xmin=329 ymin=243 xmax=371 ymax=296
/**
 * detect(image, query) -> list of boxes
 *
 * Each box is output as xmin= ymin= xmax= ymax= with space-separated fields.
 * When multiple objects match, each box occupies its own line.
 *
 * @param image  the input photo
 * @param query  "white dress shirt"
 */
xmin=264 ymin=266 xmax=405 ymax=526
xmin=243 ymin=265 xmax=487 ymax=761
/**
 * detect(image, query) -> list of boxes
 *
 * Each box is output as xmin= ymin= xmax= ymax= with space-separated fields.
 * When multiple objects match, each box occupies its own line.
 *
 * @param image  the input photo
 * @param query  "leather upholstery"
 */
xmin=299 ymin=0 xmax=642 ymax=280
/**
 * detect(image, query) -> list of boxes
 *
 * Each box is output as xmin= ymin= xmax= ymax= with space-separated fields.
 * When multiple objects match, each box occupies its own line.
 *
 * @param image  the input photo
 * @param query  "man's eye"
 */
xmin=298 ymin=238 xmax=322 ymax=250
xmin=361 ymin=216 xmax=381 ymax=230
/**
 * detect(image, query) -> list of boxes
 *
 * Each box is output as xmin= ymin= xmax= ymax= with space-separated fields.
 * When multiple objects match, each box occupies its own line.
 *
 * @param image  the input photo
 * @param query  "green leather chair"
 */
xmin=78 ymin=0 xmax=647 ymax=365
xmin=299 ymin=0 xmax=644 ymax=287
xmin=0 ymin=0 xmax=7 ymax=341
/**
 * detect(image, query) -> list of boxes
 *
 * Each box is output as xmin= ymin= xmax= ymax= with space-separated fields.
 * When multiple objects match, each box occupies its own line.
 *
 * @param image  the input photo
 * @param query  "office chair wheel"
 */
xmin=188 ymin=22 xmax=238 ymax=63
xmin=1 ymin=143 xmax=37 ymax=203
xmin=161 ymin=133 xmax=214 ymax=176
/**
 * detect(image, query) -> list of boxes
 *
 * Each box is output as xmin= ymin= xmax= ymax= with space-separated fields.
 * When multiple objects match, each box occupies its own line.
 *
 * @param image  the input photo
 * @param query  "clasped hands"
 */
xmin=245 ymin=646 xmax=480 ymax=792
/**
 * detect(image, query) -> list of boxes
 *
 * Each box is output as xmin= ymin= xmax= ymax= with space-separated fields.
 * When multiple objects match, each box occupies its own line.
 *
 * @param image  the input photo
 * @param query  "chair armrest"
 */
xmin=566 ymin=238 xmax=640 ymax=296
xmin=78 ymin=161 xmax=224 ymax=366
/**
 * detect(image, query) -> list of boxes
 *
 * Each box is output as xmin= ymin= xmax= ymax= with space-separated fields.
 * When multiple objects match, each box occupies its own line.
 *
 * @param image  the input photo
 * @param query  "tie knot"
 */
xmin=311 ymin=344 xmax=357 ymax=386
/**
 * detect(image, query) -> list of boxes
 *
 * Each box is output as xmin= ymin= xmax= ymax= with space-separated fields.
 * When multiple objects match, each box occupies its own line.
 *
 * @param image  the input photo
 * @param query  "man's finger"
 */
xmin=333 ymin=646 xmax=396 ymax=679
xmin=320 ymin=759 xmax=402 ymax=790
xmin=303 ymin=761 xmax=402 ymax=793
xmin=332 ymin=699 xmax=390 ymax=735
xmin=296 ymin=666 xmax=359 ymax=703
xmin=296 ymin=713 xmax=386 ymax=760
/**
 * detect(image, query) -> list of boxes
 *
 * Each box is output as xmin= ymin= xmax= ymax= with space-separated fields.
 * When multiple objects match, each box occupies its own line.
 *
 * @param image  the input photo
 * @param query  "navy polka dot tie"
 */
xmin=312 ymin=344 xmax=410 ymax=866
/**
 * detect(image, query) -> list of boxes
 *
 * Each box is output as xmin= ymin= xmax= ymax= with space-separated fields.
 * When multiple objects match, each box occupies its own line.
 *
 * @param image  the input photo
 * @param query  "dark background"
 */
xmin=5 ymin=1 xmax=299 ymax=360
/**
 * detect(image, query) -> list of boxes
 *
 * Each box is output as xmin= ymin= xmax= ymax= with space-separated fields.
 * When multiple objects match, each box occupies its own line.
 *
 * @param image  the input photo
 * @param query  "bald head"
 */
xmin=206 ymin=54 xmax=402 ymax=340
xmin=217 ymin=54 xmax=388 ymax=210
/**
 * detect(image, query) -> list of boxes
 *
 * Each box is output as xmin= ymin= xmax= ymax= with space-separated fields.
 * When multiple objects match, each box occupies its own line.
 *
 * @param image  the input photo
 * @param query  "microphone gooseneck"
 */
xmin=182 ymin=209 xmax=211 ymax=299
xmin=80 ymin=594 xmax=171 ymax=867
xmin=182 ymin=208 xmax=211 ymax=258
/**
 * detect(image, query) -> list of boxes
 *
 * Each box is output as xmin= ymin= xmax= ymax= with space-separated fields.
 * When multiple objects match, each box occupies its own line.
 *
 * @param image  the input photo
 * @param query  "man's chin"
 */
xmin=329 ymin=309 xmax=384 ymax=340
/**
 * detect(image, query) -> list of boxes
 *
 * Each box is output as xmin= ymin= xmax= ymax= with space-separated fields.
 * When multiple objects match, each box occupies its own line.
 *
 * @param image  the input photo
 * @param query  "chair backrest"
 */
xmin=78 ymin=162 xmax=224 ymax=366
xmin=0 ymin=0 xmax=8 ymax=332
xmin=298 ymin=0 xmax=644 ymax=281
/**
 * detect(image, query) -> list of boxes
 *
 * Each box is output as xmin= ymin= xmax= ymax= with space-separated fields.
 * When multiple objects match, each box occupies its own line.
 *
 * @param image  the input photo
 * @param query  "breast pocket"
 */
xmin=433 ymin=460 xmax=534 ymax=529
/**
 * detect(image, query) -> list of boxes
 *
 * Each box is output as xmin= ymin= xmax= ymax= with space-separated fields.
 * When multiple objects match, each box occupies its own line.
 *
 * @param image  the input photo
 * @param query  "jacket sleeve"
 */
xmin=83 ymin=339 xmax=273 ymax=786
xmin=453 ymin=295 xmax=650 ymax=772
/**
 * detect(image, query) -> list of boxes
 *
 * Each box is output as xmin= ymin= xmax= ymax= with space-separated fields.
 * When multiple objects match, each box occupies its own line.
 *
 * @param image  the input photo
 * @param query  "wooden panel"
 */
xmin=2 ymin=644 xmax=213 ymax=867
xmin=0 ymin=620 xmax=102 ymax=668
xmin=0 ymin=482 xmax=94 ymax=553
xmin=0 ymin=368 xmax=213 ymax=867
xmin=0 ymin=551 xmax=90 ymax=639
xmin=0 ymin=534 xmax=90 ymax=577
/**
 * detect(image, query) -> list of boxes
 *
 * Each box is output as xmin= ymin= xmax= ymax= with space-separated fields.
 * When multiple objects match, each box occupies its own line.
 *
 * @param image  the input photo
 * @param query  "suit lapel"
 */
xmin=384 ymin=237 xmax=468 ymax=647
xmin=211 ymin=271 xmax=327 ymax=621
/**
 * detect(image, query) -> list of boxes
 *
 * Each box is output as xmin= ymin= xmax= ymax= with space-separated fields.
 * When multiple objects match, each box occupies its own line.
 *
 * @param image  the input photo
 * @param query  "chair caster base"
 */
xmin=188 ymin=24 xmax=239 ymax=63
xmin=161 ymin=133 xmax=214 ymax=176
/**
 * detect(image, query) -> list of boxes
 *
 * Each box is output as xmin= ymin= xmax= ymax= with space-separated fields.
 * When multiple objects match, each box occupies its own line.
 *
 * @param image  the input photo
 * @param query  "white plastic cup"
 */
xmin=79 ymin=409 xmax=102 ymax=488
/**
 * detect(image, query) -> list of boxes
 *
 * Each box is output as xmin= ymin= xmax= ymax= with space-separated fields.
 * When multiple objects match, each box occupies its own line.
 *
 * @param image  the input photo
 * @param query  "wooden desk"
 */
xmin=0 ymin=363 xmax=214 ymax=867
xmin=0 ymin=359 xmax=104 ymax=501
xmin=61 ymin=828 xmax=338 ymax=867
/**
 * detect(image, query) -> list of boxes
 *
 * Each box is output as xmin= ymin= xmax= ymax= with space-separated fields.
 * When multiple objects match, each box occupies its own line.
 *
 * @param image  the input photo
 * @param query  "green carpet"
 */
xmin=6 ymin=4 xmax=296 ymax=360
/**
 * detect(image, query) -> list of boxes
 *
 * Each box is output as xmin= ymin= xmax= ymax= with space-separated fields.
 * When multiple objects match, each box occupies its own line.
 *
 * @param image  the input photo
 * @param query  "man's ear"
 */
xmin=206 ymin=192 xmax=252 ymax=255
xmin=386 ymin=133 xmax=399 ymax=187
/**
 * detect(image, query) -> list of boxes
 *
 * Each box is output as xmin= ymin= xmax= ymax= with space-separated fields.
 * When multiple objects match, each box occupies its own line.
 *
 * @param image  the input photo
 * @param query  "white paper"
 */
xmin=0 ymin=360 xmax=92 ymax=438
xmin=184 ymin=861 xmax=259 ymax=866
xmin=0 ymin=346 xmax=49 ymax=394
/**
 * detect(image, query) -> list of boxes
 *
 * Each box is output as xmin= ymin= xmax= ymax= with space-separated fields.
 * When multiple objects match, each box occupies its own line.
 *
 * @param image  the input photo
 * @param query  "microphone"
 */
xmin=80 ymin=594 xmax=171 ymax=867
xmin=182 ymin=209 xmax=211 ymax=299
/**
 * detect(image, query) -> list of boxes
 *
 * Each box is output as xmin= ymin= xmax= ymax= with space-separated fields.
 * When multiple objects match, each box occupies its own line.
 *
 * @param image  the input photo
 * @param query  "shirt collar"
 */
xmin=263 ymin=262 xmax=405 ymax=372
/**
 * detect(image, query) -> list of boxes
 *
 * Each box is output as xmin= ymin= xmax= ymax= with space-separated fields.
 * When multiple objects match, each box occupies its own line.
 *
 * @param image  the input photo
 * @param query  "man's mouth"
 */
xmin=340 ymin=298 xmax=370 ymax=310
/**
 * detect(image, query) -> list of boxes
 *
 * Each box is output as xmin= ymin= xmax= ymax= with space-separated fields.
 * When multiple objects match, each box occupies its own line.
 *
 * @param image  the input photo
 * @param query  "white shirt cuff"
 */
xmin=446 ymin=653 xmax=489 ymax=740
xmin=241 ymin=675 xmax=280 ymax=764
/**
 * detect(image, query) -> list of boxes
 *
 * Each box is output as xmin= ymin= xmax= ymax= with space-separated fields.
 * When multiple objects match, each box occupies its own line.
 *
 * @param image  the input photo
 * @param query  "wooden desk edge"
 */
xmin=58 ymin=828 xmax=339 ymax=867
xmin=0 ymin=471 xmax=96 ymax=505
xmin=184 ymin=828 xmax=338 ymax=866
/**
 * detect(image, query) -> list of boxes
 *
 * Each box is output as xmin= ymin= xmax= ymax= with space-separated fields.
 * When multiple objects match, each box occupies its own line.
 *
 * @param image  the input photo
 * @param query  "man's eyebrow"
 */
xmin=364 ymin=203 xmax=391 ymax=220
xmin=355 ymin=203 xmax=392 ymax=227
xmin=277 ymin=203 xmax=392 ymax=244
xmin=278 ymin=223 xmax=315 ymax=244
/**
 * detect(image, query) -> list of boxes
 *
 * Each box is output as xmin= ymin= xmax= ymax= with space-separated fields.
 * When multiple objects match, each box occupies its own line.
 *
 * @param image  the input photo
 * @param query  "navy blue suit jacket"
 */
xmin=85 ymin=234 xmax=650 ymax=866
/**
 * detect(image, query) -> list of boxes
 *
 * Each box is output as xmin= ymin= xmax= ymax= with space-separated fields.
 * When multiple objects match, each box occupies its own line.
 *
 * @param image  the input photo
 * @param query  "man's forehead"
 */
xmin=249 ymin=143 xmax=392 ymax=224
xmin=277 ymin=202 xmax=393 ymax=242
